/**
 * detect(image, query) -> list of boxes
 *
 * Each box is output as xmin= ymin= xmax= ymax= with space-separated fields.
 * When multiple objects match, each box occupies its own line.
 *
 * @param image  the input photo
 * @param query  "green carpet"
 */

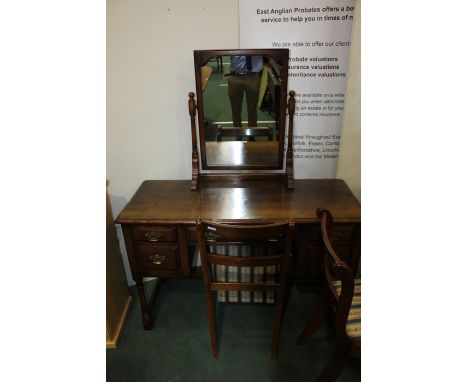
xmin=106 ymin=279 xmax=360 ymax=381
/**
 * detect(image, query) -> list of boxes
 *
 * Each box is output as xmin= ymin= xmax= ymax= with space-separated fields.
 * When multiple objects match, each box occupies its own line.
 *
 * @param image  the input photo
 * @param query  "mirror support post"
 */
xmin=286 ymin=90 xmax=295 ymax=190
xmin=189 ymin=92 xmax=199 ymax=190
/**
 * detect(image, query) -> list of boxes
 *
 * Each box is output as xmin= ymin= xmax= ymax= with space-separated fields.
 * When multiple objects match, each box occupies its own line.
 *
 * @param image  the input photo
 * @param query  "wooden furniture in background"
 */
xmin=296 ymin=208 xmax=361 ymax=381
xmin=107 ymin=182 xmax=133 ymax=348
xmin=116 ymin=179 xmax=360 ymax=331
xmin=200 ymin=65 xmax=212 ymax=92
xmin=196 ymin=219 xmax=295 ymax=359
xmin=216 ymin=126 xmax=273 ymax=142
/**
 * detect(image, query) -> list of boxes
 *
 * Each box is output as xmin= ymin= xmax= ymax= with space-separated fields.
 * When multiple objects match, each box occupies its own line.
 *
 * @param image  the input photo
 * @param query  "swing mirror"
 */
xmin=194 ymin=49 xmax=289 ymax=170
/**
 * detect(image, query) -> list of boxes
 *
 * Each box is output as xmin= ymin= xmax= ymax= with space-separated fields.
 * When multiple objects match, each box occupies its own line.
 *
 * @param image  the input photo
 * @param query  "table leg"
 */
xmin=135 ymin=278 xmax=166 ymax=330
xmin=135 ymin=279 xmax=153 ymax=330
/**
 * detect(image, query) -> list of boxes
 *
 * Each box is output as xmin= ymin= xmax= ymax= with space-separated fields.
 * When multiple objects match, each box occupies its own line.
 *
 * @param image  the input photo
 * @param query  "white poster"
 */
xmin=240 ymin=0 xmax=355 ymax=178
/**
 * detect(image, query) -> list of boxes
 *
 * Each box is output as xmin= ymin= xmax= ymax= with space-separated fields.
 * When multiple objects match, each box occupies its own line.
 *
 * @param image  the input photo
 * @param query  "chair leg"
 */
xmin=270 ymin=290 xmax=286 ymax=360
xmin=315 ymin=346 xmax=350 ymax=382
xmin=296 ymin=288 xmax=326 ymax=345
xmin=204 ymin=289 xmax=219 ymax=358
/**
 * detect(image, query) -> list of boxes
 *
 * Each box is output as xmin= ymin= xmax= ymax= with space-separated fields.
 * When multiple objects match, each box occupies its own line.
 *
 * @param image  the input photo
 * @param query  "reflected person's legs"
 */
xmin=244 ymin=74 xmax=261 ymax=127
xmin=228 ymin=75 xmax=244 ymax=128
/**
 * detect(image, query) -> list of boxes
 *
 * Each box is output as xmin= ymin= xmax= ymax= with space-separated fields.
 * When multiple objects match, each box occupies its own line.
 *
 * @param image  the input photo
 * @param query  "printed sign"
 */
xmin=240 ymin=0 xmax=355 ymax=178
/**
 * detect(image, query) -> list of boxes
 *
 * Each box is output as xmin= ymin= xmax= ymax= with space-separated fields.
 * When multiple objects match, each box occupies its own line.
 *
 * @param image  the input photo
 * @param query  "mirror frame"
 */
xmin=189 ymin=49 xmax=295 ymax=191
xmin=193 ymin=49 xmax=290 ymax=171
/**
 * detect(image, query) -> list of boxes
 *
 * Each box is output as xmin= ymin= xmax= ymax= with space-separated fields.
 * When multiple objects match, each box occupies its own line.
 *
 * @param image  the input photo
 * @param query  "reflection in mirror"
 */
xmin=200 ymin=55 xmax=283 ymax=167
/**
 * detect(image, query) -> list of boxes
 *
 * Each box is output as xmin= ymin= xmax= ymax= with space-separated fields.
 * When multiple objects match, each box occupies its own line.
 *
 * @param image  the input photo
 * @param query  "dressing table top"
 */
xmin=116 ymin=179 xmax=360 ymax=225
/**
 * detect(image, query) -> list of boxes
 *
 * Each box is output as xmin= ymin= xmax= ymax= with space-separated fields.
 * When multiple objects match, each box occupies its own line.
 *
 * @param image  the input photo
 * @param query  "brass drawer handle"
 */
xmin=205 ymin=232 xmax=220 ymax=243
xmin=145 ymin=231 xmax=162 ymax=242
xmin=149 ymin=254 xmax=166 ymax=265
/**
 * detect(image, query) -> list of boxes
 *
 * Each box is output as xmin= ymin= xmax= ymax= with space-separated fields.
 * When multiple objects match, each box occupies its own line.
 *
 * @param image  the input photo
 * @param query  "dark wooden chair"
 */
xmin=296 ymin=208 xmax=361 ymax=381
xmin=216 ymin=126 xmax=273 ymax=142
xmin=196 ymin=218 xmax=295 ymax=359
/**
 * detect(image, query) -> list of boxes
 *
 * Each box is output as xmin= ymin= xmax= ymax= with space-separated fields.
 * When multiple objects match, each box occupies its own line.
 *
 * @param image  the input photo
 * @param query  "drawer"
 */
xmin=303 ymin=244 xmax=354 ymax=269
xmin=187 ymin=227 xmax=198 ymax=243
xmin=131 ymin=226 xmax=177 ymax=243
xmin=135 ymin=244 xmax=179 ymax=270
xmin=334 ymin=245 xmax=354 ymax=267
xmin=305 ymin=243 xmax=322 ymax=271
xmin=305 ymin=225 xmax=321 ymax=241
xmin=305 ymin=224 xmax=356 ymax=243
xmin=334 ymin=225 xmax=356 ymax=242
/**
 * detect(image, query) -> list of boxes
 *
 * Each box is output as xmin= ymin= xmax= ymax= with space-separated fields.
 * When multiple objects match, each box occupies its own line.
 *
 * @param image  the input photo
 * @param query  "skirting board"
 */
xmin=106 ymin=296 xmax=133 ymax=349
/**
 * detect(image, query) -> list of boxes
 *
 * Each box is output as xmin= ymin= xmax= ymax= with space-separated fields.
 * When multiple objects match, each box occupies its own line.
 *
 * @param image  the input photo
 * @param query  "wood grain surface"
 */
xmin=116 ymin=179 xmax=360 ymax=224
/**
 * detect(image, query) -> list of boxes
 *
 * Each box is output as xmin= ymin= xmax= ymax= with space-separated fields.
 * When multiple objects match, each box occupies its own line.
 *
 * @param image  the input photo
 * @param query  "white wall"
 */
xmin=107 ymin=0 xmax=361 ymax=284
xmin=107 ymin=0 xmax=240 ymax=283
xmin=336 ymin=0 xmax=361 ymax=201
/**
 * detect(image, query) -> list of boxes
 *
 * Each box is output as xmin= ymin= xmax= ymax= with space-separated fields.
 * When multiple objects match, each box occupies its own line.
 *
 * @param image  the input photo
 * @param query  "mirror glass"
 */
xmin=194 ymin=50 xmax=289 ymax=170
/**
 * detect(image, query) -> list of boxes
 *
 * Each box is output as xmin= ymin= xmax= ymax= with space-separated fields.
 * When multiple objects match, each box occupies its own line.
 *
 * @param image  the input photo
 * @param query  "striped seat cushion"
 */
xmin=331 ymin=278 xmax=361 ymax=340
xmin=210 ymin=245 xmax=278 ymax=304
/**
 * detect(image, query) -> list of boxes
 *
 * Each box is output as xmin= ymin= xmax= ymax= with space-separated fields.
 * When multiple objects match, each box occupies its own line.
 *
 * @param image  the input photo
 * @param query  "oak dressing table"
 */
xmin=116 ymin=49 xmax=360 ymax=330
xmin=116 ymin=179 xmax=360 ymax=329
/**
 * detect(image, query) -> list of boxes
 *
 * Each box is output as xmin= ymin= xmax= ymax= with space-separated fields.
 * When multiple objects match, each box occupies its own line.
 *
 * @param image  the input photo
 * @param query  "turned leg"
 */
xmin=135 ymin=279 xmax=153 ymax=330
xmin=296 ymin=288 xmax=326 ymax=345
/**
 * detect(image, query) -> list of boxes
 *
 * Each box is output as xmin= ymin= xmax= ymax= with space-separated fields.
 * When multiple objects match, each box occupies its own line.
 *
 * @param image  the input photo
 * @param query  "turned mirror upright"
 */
xmin=188 ymin=49 xmax=296 ymax=190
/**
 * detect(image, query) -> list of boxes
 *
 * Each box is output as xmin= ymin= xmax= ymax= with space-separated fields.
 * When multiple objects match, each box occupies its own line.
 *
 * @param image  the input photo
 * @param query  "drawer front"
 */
xmin=306 ymin=225 xmax=321 ymax=241
xmin=299 ymin=242 xmax=355 ymax=280
xmin=297 ymin=223 xmax=359 ymax=280
xmin=305 ymin=243 xmax=322 ymax=271
xmin=135 ymin=244 xmax=179 ymax=270
xmin=131 ymin=226 xmax=177 ymax=243
xmin=333 ymin=225 xmax=356 ymax=242
xmin=334 ymin=245 xmax=354 ymax=266
xmin=306 ymin=224 xmax=356 ymax=243
xmin=187 ymin=227 xmax=198 ymax=243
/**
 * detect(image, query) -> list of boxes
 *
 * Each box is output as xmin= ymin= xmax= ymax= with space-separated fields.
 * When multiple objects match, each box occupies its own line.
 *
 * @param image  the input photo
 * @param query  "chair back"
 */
xmin=197 ymin=219 xmax=295 ymax=359
xmin=317 ymin=208 xmax=355 ymax=340
xmin=196 ymin=219 xmax=294 ymax=294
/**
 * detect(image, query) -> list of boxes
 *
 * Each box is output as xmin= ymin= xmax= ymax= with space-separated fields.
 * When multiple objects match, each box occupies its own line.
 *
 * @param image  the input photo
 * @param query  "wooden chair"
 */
xmin=216 ymin=126 xmax=273 ymax=142
xmin=196 ymin=218 xmax=295 ymax=359
xmin=208 ymin=56 xmax=223 ymax=72
xmin=296 ymin=208 xmax=361 ymax=381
